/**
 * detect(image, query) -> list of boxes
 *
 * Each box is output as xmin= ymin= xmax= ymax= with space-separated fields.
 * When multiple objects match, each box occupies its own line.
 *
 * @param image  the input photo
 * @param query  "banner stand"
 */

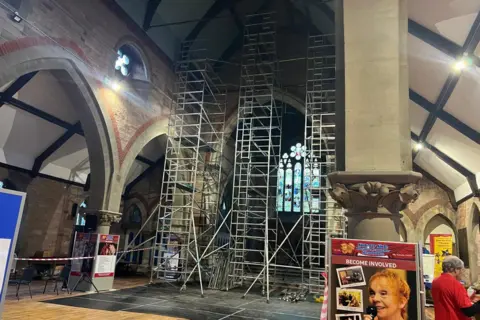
xmin=327 ymin=238 xmax=425 ymax=320
xmin=68 ymin=233 xmax=120 ymax=292
xmin=71 ymin=272 xmax=99 ymax=293
xmin=0 ymin=189 xmax=26 ymax=316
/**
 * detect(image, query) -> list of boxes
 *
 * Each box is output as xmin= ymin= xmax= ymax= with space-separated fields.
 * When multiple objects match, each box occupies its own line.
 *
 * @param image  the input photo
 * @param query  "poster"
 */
xmin=0 ymin=189 xmax=25 ymax=316
xmin=70 ymin=232 xmax=97 ymax=276
xmin=93 ymin=234 xmax=120 ymax=278
xmin=429 ymin=234 xmax=452 ymax=278
xmin=163 ymin=235 xmax=180 ymax=279
xmin=329 ymin=238 xmax=424 ymax=320
xmin=423 ymin=254 xmax=435 ymax=283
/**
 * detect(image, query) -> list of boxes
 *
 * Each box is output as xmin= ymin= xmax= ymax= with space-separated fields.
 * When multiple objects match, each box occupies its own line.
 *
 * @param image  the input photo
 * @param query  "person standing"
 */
xmin=431 ymin=256 xmax=480 ymax=319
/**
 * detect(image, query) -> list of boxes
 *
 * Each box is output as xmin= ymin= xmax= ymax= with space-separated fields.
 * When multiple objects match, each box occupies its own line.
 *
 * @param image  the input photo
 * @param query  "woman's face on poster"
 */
xmin=368 ymin=277 xmax=406 ymax=319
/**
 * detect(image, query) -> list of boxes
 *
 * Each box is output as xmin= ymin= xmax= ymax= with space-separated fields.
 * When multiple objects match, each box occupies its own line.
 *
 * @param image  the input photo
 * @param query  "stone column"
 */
xmin=329 ymin=0 xmax=422 ymax=241
xmin=91 ymin=210 xmax=121 ymax=234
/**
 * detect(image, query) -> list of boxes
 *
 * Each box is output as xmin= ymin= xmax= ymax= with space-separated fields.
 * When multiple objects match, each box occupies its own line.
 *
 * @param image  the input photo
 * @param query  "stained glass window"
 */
xmin=284 ymin=160 xmax=293 ymax=211
xmin=277 ymin=162 xmax=285 ymax=211
xmin=277 ymin=143 xmax=314 ymax=213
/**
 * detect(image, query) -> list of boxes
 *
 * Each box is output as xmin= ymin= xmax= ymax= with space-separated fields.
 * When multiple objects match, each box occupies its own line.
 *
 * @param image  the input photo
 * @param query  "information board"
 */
xmin=94 ymin=234 xmax=120 ymax=278
xmin=328 ymin=238 xmax=425 ymax=320
xmin=0 ymin=189 xmax=26 ymax=315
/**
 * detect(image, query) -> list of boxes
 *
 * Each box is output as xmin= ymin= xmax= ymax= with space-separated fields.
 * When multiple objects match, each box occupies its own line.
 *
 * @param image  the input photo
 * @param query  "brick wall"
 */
xmin=0 ymin=167 xmax=87 ymax=257
xmin=0 ymin=0 xmax=175 ymax=168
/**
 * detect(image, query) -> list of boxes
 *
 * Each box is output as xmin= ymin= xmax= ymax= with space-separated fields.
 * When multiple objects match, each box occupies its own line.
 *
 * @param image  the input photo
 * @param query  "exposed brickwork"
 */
xmin=0 ymin=168 xmax=86 ymax=258
xmin=0 ymin=0 xmax=175 ymax=167
xmin=406 ymin=177 xmax=456 ymax=227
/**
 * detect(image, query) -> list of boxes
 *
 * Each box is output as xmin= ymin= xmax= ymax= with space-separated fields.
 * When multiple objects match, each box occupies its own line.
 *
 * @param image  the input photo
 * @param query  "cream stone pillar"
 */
xmin=329 ymin=0 xmax=422 ymax=241
xmin=96 ymin=210 xmax=122 ymax=234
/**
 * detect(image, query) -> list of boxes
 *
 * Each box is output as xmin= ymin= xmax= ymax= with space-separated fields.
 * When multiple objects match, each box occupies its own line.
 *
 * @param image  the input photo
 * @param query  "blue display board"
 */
xmin=0 ymin=189 xmax=26 ymax=314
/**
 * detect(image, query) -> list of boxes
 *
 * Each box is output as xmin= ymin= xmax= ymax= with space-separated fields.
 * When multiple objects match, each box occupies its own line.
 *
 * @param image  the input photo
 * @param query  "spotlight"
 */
xmin=414 ymin=142 xmax=423 ymax=151
xmin=452 ymin=55 xmax=472 ymax=72
xmin=111 ymin=81 xmax=121 ymax=92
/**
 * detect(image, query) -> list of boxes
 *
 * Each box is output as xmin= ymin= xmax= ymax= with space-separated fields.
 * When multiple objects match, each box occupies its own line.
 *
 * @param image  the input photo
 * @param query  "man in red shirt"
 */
xmin=431 ymin=256 xmax=480 ymax=319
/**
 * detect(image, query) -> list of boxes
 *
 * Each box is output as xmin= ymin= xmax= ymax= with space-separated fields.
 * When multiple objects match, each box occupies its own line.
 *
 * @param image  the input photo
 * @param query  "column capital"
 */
xmin=327 ymin=171 xmax=422 ymax=215
xmin=84 ymin=209 xmax=122 ymax=227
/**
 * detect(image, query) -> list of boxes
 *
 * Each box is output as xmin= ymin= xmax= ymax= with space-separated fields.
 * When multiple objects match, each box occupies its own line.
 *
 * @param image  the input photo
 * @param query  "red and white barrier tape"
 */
xmin=14 ymin=247 xmax=154 ymax=262
xmin=15 ymin=256 xmax=93 ymax=261
xmin=117 ymin=247 xmax=154 ymax=255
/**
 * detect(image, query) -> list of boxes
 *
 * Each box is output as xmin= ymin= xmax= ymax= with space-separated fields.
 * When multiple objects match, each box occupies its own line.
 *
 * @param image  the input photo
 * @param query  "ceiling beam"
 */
xmin=31 ymin=122 xmax=82 ymax=175
xmin=228 ymin=1 xmax=243 ymax=30
xmin=408 ymin=19 xmax=463 ymax=60
xmin=410 ymin=89 xmax=480 ymax=144
xmin=135 ymin=155 xmax=155 ymax=166
xmin=125 ymin=156 xmax=165 ymax=195
xmin=418 ymin=74 xmax=460 ymax=141
xmin=185 ymin=0 xmax=234 ymax=42
xmin=413 ymin=163 xmax=457 ymax=209
xmin=1 ymin=96 xmax=84 ymax=133
xmin=463 ymin=11 xmax=480 ymax=55
xmin=0 ymin=161 xmax=85 ymax=188
xmin=416 ymin=13 xmax=480 ymax=145
xmin=0 ymin=72 xmax=37 ymax=105
xmin=143 ymin=0 xmax=162 ymax=31
xmin=411 ymin=132 xmax=472 ymax=177
xmin=411 ymin=132 xmax=478 ymax=196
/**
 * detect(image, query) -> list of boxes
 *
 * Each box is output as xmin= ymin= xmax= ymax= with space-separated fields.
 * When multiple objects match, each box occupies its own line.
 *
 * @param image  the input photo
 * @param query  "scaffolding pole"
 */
xmin=303 ymin=34 xmax=346 ymax=295
xmin=152 ymin=40 xmax=227 ymax=295
xmin=228 ymin=12 xmax=281 ymax=302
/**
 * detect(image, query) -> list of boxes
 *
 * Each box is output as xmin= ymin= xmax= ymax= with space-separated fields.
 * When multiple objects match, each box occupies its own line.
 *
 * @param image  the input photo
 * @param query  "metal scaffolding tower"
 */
xmin=303 ymin=34 xmax=346 ymax=294
xmin=228 ymin=12 xmax=282 ymax=301
xmin=152 ymin=40 xmax=226 ymax=296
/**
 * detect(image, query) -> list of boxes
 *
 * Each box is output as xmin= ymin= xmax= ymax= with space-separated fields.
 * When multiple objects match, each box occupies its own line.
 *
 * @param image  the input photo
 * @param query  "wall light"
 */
xmin=111 ymin=81 xmax=122 ymax=92
xmin=11 ymin=12 xmax=22 ymax=23
xmin=452 ymin=55 xmax=472 ymax=72
xmin=414 ymin=142 xmax=423 ymax=151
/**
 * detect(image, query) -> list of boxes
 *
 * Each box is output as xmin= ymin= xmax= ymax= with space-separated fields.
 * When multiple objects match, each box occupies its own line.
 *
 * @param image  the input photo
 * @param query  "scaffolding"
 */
xmin=303 ymin=34 xmax=346 ymax=294
xmin=152 ymin=40 xmax=227 ymax=296
xmin=228 ymin=12 xmax=282 ymax=301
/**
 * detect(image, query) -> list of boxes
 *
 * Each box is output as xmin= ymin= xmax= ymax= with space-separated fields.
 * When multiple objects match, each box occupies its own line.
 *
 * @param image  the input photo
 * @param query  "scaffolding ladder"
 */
xmin=153 ymin=41 xmax=226 ymax=296
xmin=228 ymin=12 xmax=282 ymax=301
xmin=303 ymin=34 xmax=346 ymax=295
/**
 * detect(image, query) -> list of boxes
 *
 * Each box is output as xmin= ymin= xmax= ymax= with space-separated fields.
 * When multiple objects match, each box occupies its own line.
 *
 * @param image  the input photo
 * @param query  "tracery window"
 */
xmin=276 ymin=143 xmax=320 ymax=213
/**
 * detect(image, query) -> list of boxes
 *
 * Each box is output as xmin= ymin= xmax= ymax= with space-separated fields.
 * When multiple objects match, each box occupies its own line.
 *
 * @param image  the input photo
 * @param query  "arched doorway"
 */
xmin=423 ymin=214 xmax=457 ymax=255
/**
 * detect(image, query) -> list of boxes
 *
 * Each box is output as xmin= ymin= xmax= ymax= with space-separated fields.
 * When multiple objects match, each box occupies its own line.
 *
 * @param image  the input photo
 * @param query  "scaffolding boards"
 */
xmin=152 ymin=41 xmax=226 ymax=296
xmin=228 ymin=12 xmax=282 ymax=301
xmin=303 ymin=34 xmax=346 ymax=294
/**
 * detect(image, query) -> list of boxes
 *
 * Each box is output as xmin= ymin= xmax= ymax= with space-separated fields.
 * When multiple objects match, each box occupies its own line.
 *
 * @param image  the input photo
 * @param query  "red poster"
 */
xmin=94 ymin=234 xmax=120 ymax=278
xmin=329 ymin=238 xmax=422 ymax=319
xmin=331 ymin=238 xmax=417 ymax=271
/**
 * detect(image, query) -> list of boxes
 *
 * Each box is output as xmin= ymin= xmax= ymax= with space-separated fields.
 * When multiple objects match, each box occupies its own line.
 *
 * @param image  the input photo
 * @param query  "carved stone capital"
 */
xmin=84 ymin=209 xmax=122 ymax=227
xmin=328 ymin=171 xmax=422 ymax=215
xmin=98 ymin=210 xmax=122 ymax=226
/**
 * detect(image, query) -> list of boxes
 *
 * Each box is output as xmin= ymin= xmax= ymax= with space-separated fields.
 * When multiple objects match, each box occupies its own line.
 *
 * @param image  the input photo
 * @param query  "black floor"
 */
xmin=44 ymin=284 xmax=321 ymax=320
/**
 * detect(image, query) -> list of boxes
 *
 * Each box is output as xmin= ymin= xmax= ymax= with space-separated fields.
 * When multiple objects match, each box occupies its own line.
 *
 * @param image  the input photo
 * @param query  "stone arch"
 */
xmin=416 ymin=205 xmax=457 ymax=254
xmin=115 ymin=126 xmax=168 ymax=201
xmin=224 ymin=88 xmax=305 ymax=139
xmin=220 ymin=89 xmax=304 ymax=204
xmin=467 ymin=201 xmax=480 ymax=283
xmin=0 ymin=41 xmax=116 ymax=211
xmin=400 ymin=213 xmax=414 ymax=242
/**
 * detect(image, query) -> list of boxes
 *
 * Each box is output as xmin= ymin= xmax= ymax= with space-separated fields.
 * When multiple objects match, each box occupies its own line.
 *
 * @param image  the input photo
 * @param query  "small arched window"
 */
xmin=129 ymin=205 xmax=142 ymax=226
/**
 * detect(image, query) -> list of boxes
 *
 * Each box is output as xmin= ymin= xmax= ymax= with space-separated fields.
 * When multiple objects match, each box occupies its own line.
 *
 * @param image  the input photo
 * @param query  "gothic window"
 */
xmin=277 ymin=143 xmax=321 ymax=213
xmin=129 ymin=205 xmax=142 ymax=226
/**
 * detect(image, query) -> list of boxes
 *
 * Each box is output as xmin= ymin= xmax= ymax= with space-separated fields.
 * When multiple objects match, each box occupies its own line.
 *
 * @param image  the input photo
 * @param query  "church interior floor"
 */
xmin=2 ymin=276 xmax=436 ymax=319
xmin=3 ymin=276 xmax=181 ymax=319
